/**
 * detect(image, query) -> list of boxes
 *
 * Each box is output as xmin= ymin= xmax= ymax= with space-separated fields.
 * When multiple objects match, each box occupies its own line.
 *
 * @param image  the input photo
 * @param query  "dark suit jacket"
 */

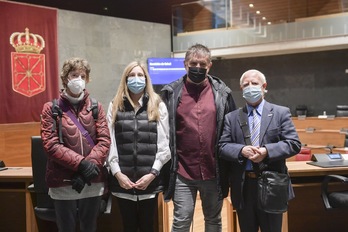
xmin=218 ymin=100 xmax=301 ymax=210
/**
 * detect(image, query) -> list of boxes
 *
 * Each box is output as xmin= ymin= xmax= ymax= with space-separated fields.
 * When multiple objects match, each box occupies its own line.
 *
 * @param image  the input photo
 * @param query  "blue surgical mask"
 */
xmin=243 ymin=85 xmax=262 ymax=103
xmin=127 ymin=76 xmax=146 ymax=94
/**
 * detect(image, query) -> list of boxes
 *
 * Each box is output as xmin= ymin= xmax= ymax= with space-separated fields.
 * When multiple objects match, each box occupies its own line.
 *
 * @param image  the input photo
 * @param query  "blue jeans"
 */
xmin=171 ymin=174 xmax=222 ymax=232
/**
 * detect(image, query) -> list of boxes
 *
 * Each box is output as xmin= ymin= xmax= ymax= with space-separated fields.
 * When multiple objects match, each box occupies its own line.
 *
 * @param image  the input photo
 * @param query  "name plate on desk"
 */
xmin=308 ymin=153 xmax=348 ymax=168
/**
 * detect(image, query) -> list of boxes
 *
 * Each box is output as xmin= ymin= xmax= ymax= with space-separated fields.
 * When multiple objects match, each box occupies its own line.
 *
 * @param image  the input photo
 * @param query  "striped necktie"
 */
xmin=251 ymin=109 xmax=260 ymax=146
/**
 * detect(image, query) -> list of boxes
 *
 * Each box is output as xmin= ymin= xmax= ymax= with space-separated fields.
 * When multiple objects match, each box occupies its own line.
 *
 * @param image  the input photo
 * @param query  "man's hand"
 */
xmin=249 ymin=147 xmax=268 ymax=163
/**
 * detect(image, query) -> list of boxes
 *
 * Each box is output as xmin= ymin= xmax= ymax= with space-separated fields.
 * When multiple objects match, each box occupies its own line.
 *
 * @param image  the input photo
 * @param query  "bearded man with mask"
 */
xmin=218 ymin=69 xmax=301 ymax=232
xmin=161 ymin=44 xmax=236 ymax=232
xmin=41 ymin=57 xmax=110 ymax=232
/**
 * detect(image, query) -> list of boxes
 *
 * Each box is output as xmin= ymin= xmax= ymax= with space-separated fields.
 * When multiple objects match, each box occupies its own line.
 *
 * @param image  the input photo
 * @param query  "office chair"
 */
xmin=336 ymin=105 xmax=348 ymax=117
xmin=321 ymin=174 xmax=348 ymax=210
xmin=29 ymin=136 xmax=112 ymax=223
xmin=344 ymin=134 xmax=348 ymax=148
xmin=295 ymin=105 xmax=307 ymax=117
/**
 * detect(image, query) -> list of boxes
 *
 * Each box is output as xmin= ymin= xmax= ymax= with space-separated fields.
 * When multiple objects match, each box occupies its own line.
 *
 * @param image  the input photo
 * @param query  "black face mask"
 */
xmin=188 ymin=67 xmax=207 ymax=84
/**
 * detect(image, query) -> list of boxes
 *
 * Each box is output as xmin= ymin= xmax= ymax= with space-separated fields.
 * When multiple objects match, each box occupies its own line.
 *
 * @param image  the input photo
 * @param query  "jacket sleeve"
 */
xmin=106 ymin=102 xmax=121 ymax=175
xmin=41 ymin=101 xmax=84 ymax=171
xmin=218 ymin=112 xmax=245 ymax=162
xmin=85 ymin=102 xmax=111 ymax=168
xmin=263 ymin=107 xmax=301 ymax=161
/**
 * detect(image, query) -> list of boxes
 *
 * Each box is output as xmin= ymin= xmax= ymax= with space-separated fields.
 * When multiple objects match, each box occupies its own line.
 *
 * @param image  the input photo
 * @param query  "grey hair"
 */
xmin=240 ymin=69 xmax=268 ymax=93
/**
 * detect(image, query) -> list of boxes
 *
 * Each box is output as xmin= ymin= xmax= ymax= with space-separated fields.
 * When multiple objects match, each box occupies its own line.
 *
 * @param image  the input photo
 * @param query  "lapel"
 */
xmin=259 ymin=101 xmax=274 ymax=145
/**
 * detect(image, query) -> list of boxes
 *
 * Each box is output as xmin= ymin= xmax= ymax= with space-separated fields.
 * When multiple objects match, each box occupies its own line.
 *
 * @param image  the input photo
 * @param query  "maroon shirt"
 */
xmin=176 ymin=78 xmax=217 ymax=180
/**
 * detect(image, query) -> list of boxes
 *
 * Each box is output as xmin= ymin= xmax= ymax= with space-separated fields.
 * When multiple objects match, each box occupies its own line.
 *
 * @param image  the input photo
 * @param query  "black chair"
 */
xmin=336 ymin=105 xmax=348 ymax=117
xmin=29 ymin=135 xmax=56 ymax=221
xmin=29 ymin=136 xmax=112 ymax=223
xmin=321 ymin=174 xmax=348 ymax=209
xmin=295 ymin=105 xmax=307 ymax=116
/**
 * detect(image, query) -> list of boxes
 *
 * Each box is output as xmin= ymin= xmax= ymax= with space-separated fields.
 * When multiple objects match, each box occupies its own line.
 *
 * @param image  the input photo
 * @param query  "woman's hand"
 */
xmin=115 ymin=172 xmax=135 ymax=190
xmin=133 ymin=173 xmax=156 ymax=190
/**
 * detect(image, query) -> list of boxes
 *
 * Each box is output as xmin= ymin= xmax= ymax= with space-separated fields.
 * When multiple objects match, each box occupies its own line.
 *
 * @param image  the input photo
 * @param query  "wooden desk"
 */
xmin=0 ymin=167 xmax=168 ymax=232
xmin=0 ymin=167 xmax=37 ymax=232
xmin=287 ymin=161 xmax=348 ymax=232
xmin=225 ymin=161 xmax=348 ymax=232
xmin=287 ymin=161 xmax=348 ymax=176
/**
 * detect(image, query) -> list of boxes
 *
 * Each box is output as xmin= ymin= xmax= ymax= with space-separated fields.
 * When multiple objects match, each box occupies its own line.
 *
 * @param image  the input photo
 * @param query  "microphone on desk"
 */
xmin=326 ymin=145 xmax=336 ymax=154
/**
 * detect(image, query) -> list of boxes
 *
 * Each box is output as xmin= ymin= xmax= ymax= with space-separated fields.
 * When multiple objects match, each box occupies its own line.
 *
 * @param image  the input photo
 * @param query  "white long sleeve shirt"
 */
xmin=106 ymin=97 xmax=171 ymax=201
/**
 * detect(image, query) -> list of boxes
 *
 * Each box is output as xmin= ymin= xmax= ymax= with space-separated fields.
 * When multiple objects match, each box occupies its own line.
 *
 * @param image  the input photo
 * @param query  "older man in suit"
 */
xmin=218 ymin=69 xmax=301 ymax=232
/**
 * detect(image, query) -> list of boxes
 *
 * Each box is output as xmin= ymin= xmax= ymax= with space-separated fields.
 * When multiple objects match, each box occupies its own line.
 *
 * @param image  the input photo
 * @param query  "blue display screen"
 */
xmin=147 ymin=58 xmax=186 ymax=85
xmin=328 ymin=153 xmax=342 ymax=159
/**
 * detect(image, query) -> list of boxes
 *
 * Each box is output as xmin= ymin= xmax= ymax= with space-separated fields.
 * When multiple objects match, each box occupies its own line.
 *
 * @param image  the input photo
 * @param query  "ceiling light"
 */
xmin=249 ymin=4 xmax=254 ymax=8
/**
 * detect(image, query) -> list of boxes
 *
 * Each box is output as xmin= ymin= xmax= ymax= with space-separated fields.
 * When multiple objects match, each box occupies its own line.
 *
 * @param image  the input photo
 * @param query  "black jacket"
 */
xmin=109 ymin=94 xmax=165 ymax=195
xmin=161 ymin=74 xmax=236 ymax=201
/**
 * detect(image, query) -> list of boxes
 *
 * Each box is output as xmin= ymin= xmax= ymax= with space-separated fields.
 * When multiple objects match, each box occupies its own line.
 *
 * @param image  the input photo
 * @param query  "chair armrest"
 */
xmin=104 ymin=194 xmax=112 ymax=214
xmin=28 ymin=183 xmax=35 ymax=193
xmin=321 ymin=175 xmax=348 ymax=209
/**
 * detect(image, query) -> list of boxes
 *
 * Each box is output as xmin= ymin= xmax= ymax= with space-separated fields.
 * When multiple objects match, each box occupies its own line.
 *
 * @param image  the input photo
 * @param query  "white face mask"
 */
xmin=67 ymin=76 xmax=85 ymax=95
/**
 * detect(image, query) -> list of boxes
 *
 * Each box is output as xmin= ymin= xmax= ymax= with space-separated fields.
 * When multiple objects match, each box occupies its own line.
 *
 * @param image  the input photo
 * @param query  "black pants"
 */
xmin=53 ymin=196 xmax=102 ymax=232
xmin=236 ymin=178 xmax=283 ymax=232
xmin=117 ymin=195 xmax=158 ymax=232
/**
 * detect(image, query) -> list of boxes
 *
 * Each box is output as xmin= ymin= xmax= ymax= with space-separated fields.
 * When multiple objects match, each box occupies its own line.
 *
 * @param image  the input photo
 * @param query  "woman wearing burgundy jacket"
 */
xmin=41 ymin=57 xmax=110 ymax=232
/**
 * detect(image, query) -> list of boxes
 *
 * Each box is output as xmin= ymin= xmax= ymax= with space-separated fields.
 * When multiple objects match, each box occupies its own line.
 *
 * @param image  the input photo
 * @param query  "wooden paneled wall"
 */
xmin=292 ymin=117 xmax=348 ymax=154
xmin=0 ymin=122 xmax=40 ymax=167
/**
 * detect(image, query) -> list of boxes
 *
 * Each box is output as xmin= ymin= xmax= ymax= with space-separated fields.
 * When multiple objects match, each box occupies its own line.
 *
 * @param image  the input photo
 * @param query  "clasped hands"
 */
xmin=71 ymin=159 xmax=100 ymax=193
xmin=115 ymin=172 xmax=155 ymax=190
xmin=241 ymin=145 xmax=268 ymax=163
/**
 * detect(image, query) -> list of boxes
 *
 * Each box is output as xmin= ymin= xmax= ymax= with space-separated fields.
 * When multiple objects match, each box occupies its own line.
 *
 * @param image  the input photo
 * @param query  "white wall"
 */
xmin=58 ymin=10 xmax=171 ymax=110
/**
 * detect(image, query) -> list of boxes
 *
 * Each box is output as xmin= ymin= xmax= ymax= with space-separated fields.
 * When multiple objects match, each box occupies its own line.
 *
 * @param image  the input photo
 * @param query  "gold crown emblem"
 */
xmin=9 ymin=28 xmax=45 ymax=54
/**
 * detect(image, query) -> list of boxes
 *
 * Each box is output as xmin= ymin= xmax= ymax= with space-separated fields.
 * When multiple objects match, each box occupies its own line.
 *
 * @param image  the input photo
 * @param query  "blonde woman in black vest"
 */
xmin=107 ymin=61 xmax=171 ymax=232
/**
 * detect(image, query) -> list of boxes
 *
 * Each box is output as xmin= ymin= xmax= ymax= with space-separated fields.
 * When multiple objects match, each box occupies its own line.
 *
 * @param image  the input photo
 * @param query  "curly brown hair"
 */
xmin=60 ymin=57 xmax=91 ymax=89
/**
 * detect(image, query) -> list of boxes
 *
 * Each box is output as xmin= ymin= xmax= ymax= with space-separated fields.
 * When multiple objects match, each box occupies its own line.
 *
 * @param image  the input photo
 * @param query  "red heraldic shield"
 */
xmin=11 ymin=52 xmax=46 ymax=97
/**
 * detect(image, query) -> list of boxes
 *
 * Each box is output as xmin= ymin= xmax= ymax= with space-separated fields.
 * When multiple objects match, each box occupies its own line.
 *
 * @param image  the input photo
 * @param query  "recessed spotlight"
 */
xmin=267 ymin=22 xmax=272 ymax=25
xmin=249 ymin=4 xmax=254 ymax=8
xmin=103 ymin=7 xmax=108 ymax=11
xmin=256 ymin=11 xmax=260 ymax=14
xmin=262 ymin=17 xmax=266 ymax=20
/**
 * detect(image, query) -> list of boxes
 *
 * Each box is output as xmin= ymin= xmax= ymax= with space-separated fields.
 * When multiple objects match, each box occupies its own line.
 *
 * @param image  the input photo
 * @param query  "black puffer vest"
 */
xmin=109 ymin=94 xmax=165 ymax=195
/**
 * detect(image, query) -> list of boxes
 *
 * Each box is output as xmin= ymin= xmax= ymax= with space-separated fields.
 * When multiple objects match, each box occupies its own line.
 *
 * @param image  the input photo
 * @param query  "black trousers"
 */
xmin=53 ymin=196 xmax=102 ymax=232
xmin=236 ymin=178 xmax=283 ymax=232
xmin=117 ymin=195 xmax=158 ymax=232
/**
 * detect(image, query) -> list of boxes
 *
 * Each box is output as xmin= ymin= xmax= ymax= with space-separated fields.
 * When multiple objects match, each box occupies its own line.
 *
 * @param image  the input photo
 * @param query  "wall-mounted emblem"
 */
xmin=9 ymin=28 xmax=46 ymax=97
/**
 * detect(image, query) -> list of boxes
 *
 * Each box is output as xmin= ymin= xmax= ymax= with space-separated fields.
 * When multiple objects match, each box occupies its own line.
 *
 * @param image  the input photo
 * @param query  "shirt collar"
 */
xmin=247 ymin=99 xmax=265 ymax=116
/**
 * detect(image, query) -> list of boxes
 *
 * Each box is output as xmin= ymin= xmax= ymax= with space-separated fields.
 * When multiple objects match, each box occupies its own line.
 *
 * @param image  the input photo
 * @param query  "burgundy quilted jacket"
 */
xmin=41 ymin=91 xmax=110 ymax=188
